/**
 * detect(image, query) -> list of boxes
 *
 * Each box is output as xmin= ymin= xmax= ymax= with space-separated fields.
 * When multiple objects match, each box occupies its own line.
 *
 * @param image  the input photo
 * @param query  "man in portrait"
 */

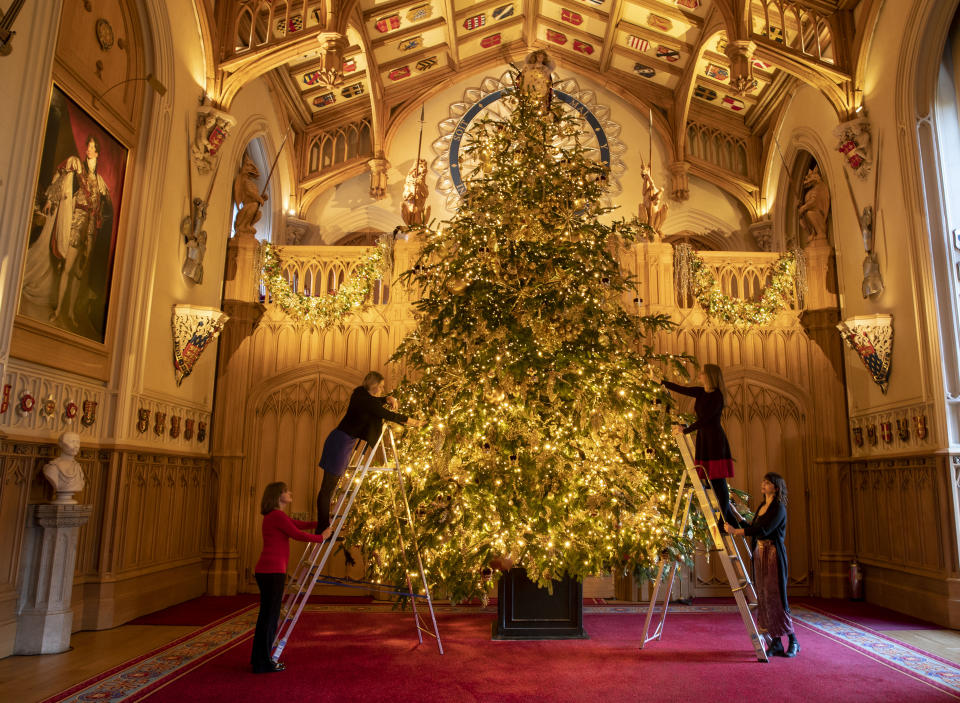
xmin=19 ymin=86 xmax=125 ymax=342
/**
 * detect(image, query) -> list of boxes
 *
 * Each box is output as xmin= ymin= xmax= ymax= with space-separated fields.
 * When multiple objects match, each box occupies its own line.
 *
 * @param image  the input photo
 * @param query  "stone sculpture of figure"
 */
xmin=859 ymin=205 xmax=884 ymax=297
xmin=42 ymin=432 xmax=85 ymax=504
xmin=798 ymin=165 xmax=831 ymax=243
xmin=181 ymin=198 xmax=207 ymax=283
xmin=401 ymin=158 xmax=430 ymax=226
xmin=519 ymin=50 xmax=554 ymax=111
xmin=232 ymin=154 xmax=266 ymax=238
xmin=639 ymin=164 xmax=668 ymax=237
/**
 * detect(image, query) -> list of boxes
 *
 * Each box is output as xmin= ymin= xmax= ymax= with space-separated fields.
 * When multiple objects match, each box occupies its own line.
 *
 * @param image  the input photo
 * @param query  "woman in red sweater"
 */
xmin=251 ymin=482 xmax=325 ymax=674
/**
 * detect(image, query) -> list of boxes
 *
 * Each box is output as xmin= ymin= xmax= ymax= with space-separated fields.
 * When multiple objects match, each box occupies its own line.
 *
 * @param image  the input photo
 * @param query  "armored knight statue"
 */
xmin=232 ymin=154 xmax=266 ymax=238
xmin=181 ymin=198 xmax=207 ymax=283
xmin=859 ymin=205 xmax=884 ymax=297
xmin=42 ymin=432 xmax=86 ymax=504
xmin=639 ymin=165 xmax=668 ymax=237
xmin=798 ymin=165 xmax=831 ymax=244
xmin=401 ymin=158 xmax=430 ymax=226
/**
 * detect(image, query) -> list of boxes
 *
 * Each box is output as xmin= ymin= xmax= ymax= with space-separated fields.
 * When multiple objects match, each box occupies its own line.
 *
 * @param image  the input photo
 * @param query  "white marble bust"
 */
xmin=42 ymin=432 xmax=85 ymax=504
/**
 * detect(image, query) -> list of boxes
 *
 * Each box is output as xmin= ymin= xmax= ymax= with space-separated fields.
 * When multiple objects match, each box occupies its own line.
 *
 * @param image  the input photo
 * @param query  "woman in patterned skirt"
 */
xmin=724 ymin=472 xmax=799 ymax=658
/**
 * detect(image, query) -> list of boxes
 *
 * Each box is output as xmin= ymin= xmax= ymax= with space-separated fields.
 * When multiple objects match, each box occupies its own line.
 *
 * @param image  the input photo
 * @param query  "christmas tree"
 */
xmin=348 ymin=60 xmax=689 ymax=602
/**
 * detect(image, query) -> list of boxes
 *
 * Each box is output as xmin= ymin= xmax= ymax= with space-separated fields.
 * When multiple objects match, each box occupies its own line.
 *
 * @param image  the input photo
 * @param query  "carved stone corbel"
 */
xmin=316 ymin=33 xmax=350 ymax=87
xmin=368 ymin=155 xmax=390 ymax=200
xmin=749 ymin=219 xmax=774 ymax=252
xmin=668 ymin=161 xmax=690 ymax=202
xmin=724 ymin=40 xmax=757 ymax=96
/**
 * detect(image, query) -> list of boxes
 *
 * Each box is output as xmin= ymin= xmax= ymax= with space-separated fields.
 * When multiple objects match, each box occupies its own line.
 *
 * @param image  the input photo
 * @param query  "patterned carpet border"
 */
xmin=43 ymin=603 xmax=960 ymax=702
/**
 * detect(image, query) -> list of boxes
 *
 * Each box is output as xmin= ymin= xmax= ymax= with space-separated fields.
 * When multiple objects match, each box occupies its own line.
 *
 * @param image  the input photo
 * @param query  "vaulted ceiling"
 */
xmin=199 ymin=0 xmax=876 ymax=218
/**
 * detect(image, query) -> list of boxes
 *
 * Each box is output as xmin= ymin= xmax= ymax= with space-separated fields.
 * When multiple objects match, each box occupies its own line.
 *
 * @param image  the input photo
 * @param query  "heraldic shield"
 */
xmin=172 ymin=305 xmax=229 ymax=386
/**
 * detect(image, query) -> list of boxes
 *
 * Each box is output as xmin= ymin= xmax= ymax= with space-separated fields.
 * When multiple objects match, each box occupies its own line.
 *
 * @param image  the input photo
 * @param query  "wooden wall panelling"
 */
xmin=843 ymin=454 xmax=960 ymax=626
xmin=0 ymin=444 xmax=39 ymax=656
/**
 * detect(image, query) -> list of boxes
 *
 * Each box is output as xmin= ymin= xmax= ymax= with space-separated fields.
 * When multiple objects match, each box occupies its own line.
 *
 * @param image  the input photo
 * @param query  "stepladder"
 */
xmin=640 ymin=426 xmax=768 ymax=662
xmin=272 ymin=424 xmax=444 ymax=661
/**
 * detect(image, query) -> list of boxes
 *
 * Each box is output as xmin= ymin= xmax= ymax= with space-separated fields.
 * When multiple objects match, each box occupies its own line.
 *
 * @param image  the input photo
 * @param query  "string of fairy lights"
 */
xmin=256 ymin=74 xmax=803 ymax=602
xmin=674 ymin=243 xmax=804 ymax=327
xmin=341 ymin=81 xmax=699 ymax=603
xmin=260 ymin=238 xmax=391 ymax=327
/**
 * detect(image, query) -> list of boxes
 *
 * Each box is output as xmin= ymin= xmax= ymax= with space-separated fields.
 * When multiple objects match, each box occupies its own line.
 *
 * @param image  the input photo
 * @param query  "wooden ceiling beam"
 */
xmin=598 ymin=0 xmax=626 ymax=73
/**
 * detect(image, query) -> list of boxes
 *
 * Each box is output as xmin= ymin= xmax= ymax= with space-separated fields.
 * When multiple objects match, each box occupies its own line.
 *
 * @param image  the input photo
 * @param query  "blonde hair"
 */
xmin=362 ymin=371 xmax=384 ymax=390
xmin=703 ymin=364 xmax=726 ymax=395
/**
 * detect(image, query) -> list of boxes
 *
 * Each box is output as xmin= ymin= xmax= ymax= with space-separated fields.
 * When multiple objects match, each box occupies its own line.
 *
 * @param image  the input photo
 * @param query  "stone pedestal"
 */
xmin=14 ymin=503 xmax=92 ymax=654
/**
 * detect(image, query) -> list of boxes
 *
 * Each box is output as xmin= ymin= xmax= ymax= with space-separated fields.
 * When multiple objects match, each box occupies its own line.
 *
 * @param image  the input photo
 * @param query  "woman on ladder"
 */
xmin=316 ymin=371 xmax=422 ymax=541
xmin=661 ymin=364 xmax=743 ymax=529
xmin=724 ymin=472 xmax=799 ymax=658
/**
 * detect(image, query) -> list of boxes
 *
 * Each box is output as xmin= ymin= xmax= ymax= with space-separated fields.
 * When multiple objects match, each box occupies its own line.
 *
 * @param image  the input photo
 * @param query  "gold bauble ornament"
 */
xmin=445 ymin=276 xmax=469 ymax=294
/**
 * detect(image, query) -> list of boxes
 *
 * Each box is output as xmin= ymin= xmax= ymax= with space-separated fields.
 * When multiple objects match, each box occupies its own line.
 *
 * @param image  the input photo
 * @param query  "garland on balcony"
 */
xmin=261 ymin=236 xmax=392 ymax=327
xmin=674 ymin=244 xmax=805 ymax=327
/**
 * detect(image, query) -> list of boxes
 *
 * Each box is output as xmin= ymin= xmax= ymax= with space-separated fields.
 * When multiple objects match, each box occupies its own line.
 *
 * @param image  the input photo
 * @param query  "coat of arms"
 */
xmin=191 ymin=107 xmax=236 ymax=175
xmin=81 ymin=400 xmax=98 ymax=427
xmin=561 ymin=9 xmax=582 ymax=25
xmin=172 ymin=305 xmax=229 ymax=386
xmin=197 ymin=421 xmax=207 ymax=443
xmin=481 ymin=33 xmax=501 ymax=48
xmin=572 ymin=40 xmax=594 ymax=55
xmin=834 ymin=118 xmax=873 ymax=179
xmin=170 ymin=415 xmax=182 ymax=439
xmin=184 ymin=418 xmax=195 ymax=441
xmin=154 ymin=412 xmax=166 ymax=436
xmin=137 ymin=408 xmax=149 ymax=433
xmin=375 ymin=14 xmax=400 ymax=33
xmin=837 ymin=314 xmax=893 ymax=394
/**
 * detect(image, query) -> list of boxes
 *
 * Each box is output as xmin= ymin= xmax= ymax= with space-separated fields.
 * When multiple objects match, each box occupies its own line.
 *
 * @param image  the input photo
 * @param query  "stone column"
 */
xmin=207 ymin=236 xmax=264 ymax=594
xmin=14 ymin=503 xmax=92 ymax=654
xmin=799 ymin=241 xmax=853 ymax=597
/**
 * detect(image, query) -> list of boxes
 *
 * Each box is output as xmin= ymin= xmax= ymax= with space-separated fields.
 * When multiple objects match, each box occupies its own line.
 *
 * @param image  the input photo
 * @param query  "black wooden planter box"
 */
xmin=492 ymin=568 xmax=587 ymax=640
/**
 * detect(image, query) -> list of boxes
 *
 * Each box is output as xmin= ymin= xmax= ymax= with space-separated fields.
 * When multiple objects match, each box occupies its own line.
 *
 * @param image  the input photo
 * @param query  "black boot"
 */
xmin=765 ymin=637 xmax=784 ymax=658
xmin=783 ymin=633 xmax=800 ymax=657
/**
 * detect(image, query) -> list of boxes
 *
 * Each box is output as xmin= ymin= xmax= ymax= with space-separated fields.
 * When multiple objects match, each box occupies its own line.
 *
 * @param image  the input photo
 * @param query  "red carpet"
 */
xmin=134 ymin=610 xmax=957 ymax=703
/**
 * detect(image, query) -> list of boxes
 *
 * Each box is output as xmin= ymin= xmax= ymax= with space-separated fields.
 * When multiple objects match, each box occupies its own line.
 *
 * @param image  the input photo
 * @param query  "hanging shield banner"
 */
xmin=172 ymin=305 xmax=229 ymax=386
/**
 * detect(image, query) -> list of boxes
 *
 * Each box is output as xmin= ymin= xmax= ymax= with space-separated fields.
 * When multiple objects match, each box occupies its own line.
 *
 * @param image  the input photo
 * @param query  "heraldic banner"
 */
xmin=837 ymin=313 xmax=893 ymax=394
xmin=172 ymin=304 xmax=229 ymax=385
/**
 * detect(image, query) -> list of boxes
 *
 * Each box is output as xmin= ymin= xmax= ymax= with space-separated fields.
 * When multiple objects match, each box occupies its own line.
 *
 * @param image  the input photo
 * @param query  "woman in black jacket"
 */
xmin=724 ymin=472 xmax=799 ymax=658
xmin=315 ymin=371 xmax=421 ymax=537
xmin=662 ymin=363 xmax=742 ymax=528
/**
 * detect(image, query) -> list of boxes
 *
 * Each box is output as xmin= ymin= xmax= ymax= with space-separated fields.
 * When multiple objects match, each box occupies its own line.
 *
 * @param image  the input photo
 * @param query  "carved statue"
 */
xmin=368 ymin=157 xmax=389 ymax=200
xmin=401 ymin=158 xmax=430 ymax=226
xmin=232 ymin=154 xmax=266 ymax=238
xmin=519 ymin=50 xmax=554 ymax=111
xmin=42 ymin=432 xmax=85 ymax=504
xmin=798 ymin=165 xmax=830 ymax=244
xmin=180 ymin=198 xmax=207 ymax=283
xmin=639 ymin=165 xmax=668 ymax=236
xmin=858 ymin=206 xmax=884 ymax=297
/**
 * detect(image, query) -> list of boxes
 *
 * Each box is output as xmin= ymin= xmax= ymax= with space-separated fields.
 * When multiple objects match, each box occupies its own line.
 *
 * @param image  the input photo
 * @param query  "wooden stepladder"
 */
xmin=640 ymin=426 xmax=768 ymax=662
xmin=272 ymin=425 xmax=443 ymax=661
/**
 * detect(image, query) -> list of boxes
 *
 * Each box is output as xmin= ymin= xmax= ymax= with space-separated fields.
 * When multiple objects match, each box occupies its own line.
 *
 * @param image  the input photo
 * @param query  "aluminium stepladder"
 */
xmin=272 ymin=424 xmax=443 ymax=661
xmin=640 ymin=426 xmax=768 ymax=662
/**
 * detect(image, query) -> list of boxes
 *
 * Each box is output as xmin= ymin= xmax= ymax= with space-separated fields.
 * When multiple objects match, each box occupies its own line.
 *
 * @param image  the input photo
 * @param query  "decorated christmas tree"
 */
xmin=348 ymin=60 xmax=689 ymax=602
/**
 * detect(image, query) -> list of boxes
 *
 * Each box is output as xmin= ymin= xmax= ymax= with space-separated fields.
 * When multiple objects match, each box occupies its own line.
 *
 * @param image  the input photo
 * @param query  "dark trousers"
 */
xmin=316 ymin=470 xmax=342 ymax=535
xmin=710 ymin=477 xmax=740 ymax=527
xmin=251 ymin=572 xmax=285 ymax=671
